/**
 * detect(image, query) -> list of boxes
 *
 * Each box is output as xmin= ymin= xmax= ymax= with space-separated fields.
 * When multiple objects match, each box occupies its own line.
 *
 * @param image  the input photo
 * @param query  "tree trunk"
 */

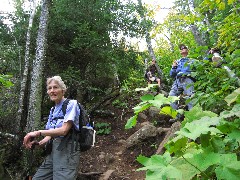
xmin=188 ymin=0 xmax=207 ymax=46
xmin=137 ymin=0 xmax=163 ymax=78
xmin=25 ymin=0 xmax=50 ymax=132
xmin=16 ymin=0 xmax=37 ymax=134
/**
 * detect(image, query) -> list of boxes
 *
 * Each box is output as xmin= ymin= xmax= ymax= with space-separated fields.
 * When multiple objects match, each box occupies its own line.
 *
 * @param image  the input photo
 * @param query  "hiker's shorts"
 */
xmin=169 ymin=77 xmax=194 ymax=110
xmin=33 ymin=138 xmax=80 ymax=180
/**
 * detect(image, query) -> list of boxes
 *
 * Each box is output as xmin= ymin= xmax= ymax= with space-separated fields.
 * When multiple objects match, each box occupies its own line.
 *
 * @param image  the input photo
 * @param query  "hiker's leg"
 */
xmin=183 ymin=78 xmax=194 ymax=110
xmin=52 ymin=138 xmax=80 ymax=180
xmin=169 ymin=80 xmax=179 ymax=110
xmin=32 ymin=153 xmax=53 ymax=180
xmin=147 ymin=80 xmax=151 ymax=85
xmin=156 ymin=78 xmax=161 ymax=87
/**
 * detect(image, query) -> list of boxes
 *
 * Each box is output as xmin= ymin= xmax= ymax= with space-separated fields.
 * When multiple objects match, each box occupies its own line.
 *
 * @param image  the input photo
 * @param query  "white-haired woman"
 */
xmin=23 ymin=76 xmax=80 ymax=180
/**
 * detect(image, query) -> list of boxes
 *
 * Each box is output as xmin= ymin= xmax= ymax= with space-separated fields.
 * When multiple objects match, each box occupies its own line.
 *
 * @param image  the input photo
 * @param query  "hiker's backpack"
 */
xmin=57 ymin=99 xmax=96 ymax=152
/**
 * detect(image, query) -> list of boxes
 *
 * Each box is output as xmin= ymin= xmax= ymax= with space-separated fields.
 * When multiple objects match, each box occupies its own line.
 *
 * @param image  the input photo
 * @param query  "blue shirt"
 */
xmin=170 ymin=57 xmax=194 ymax=78
xmin=46 ymin=99 xmax=80 ymax=131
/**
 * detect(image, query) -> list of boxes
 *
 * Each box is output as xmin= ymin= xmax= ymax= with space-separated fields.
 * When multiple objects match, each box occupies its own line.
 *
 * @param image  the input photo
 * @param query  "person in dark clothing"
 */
xmin=145 ymin=59 xmax=161 ymax=89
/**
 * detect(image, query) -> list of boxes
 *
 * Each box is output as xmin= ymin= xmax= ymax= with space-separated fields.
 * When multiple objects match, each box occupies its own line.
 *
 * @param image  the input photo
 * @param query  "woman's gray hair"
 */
xmin=46 ymin=76 xmax=67 ymax=91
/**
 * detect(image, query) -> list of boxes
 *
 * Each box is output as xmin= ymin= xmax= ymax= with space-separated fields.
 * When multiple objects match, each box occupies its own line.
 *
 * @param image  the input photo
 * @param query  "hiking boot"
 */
xmin=169 ymin=118 xmax=177 ymax=123
xmin=169 ymin=113 xmax=184 ymax=123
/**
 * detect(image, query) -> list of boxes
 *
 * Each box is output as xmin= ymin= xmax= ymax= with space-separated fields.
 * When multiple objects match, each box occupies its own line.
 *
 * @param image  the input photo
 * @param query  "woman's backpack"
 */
xmin=57 ymin=99 xmax=96 ymax=152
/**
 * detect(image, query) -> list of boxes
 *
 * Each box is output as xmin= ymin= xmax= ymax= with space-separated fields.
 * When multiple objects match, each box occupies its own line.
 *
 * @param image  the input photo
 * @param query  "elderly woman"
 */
xmin=23 ymin=76 xmax=80 ymax=180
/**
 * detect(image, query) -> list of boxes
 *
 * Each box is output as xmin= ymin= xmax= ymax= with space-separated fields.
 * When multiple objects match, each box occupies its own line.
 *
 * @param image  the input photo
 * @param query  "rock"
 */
xmin=99 ymin=170 xmax=115 ymax=180
xmin=137 ymin=112 xmax=148 ymax=121
xmin=148 ymin=107 xmax=160 ymax=118
xmin=99 ymin=152 xmax=105 ymax=159
xmin=105 ymin=153 xmax=115 ymax=164
xmin=126 ymin=124 xmax=157 ymax=148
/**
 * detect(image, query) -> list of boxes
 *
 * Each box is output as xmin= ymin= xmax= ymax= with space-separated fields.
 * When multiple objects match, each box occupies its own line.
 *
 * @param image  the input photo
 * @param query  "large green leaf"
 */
xmin=220 ymin=104 xmax=240 ymax=118
xmin=177 ymin=117 xmax=222 ymax=140
xmin=166 ymin=136 xmax=188 ymax=155
xmin=171 ymin=157 xmax=200 ymax=180
xmin=137 ymin=154 xmax=169 ymax=168
xmin=182 ymin=105 xmax=217 ymax=126
xmin=224 ymin=88 xmax=240 ymax=106
xmin=137 ymin=154 xmax=183 ymax=180
xmin=215 ymin=161 xmax=240 ymax=180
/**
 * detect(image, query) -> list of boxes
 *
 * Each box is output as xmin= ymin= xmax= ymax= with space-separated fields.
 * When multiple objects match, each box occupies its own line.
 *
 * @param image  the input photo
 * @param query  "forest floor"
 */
xmin=77 ymin=92 xmax=172 ymax=180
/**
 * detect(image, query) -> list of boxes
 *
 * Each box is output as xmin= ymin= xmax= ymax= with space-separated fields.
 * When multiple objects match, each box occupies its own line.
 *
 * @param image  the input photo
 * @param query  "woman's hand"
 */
xmin=23 ymin=131 xmax=40 ymax=149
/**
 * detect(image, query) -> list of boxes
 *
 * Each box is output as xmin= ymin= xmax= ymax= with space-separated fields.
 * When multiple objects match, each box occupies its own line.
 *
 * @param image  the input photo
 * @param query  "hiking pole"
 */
xmin=25 ymin=138 xmax=39 ymax=180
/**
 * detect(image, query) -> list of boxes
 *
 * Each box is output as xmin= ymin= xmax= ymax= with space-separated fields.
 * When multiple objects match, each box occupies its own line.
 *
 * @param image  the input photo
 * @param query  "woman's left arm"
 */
xmin=23 ymin=121 xmax=73 ymax=149
xmin=38 ymin=121 xmax=73 ymax=137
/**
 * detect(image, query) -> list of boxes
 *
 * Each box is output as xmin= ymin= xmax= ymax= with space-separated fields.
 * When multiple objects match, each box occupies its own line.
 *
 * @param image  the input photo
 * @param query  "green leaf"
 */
xmin=171 ymin=156 xmax=200 ymax=180
xmin=137 ymin=154 xmax=183 ymax=180
xmin=177 ymin=117 xmax=222 ymax=140
xmin=133 ymin=103 xmax=151 ymax=114
xmin=182 ymin=105 xmax=217 ymax=126
xmin=165 ymin=136 xmax=188 ymax=155
xmin=220 ymin=104 xmax=240 ymax=118
xmin=224 ymin=88 xmax=240 ymax=106
xmin=215 ymin=160 xmax=240 ymax=180
xmin=140 ymin=94 xmax=154 ymax=101
xmin=160 ymin=106 xmax=178 ymax=118
xmin=200 ymin=133 xmax=211 ymax=148
xmin=228 ymin=0 xmax=234 ymax=5
xmin=0 ymin=74 xmax=14 ymax=88
xmin=227 ymin=129 xmax=240 ymax=144
xmin=125 ymin=115 xmax=137 ymax=129
xmin=137 ymin=154 xmax=169 ymax=167
xmin=211 ymin=137 xmax=226 ymax=153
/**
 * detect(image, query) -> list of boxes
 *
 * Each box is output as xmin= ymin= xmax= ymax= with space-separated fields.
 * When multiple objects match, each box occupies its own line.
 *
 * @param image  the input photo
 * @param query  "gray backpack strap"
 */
xmin=56 ymin=99 xmax=72 ymax=151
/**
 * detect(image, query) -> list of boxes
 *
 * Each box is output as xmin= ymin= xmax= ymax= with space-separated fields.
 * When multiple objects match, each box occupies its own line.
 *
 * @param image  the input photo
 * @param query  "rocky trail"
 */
xmin=77 ymin=93 xmax=176 ymax=180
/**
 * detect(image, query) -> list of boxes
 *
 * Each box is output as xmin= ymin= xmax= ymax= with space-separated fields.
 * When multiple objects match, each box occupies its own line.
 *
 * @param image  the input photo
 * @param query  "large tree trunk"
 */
xmin=25 ymin=0 xmax=50 ymax=132
xmin=16 ymin=0 xmax=37 ymax=134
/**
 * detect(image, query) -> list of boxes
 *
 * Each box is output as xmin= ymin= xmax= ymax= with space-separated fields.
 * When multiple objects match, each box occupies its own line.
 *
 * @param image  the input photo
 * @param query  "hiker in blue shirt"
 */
xmin=168 ymin=44 xmax=195 ymax=122
xmin=23 ymin=76 xmax=80 ymax=180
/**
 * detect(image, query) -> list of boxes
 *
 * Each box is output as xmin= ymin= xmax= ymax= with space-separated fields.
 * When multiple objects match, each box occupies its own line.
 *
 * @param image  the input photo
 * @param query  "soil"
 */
xmin=78 ymin=94 xmax=172 ymax=180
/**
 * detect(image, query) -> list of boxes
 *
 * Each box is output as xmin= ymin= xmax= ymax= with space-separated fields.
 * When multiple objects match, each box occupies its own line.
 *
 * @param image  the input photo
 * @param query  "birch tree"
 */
xmin=25 ymin=0 xmax=50 ymax=132
xmin=137 ymin=0 xmax=163 ymax=78
xmin=16 ymin=0 xmax=37 ymax=134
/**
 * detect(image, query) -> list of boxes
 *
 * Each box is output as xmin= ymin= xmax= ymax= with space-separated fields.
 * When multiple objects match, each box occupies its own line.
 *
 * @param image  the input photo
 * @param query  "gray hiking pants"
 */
xmin=33 ymin=138 xmax=80 ymax=180
xmin=169 ymin=77 xmax=194 ymax=110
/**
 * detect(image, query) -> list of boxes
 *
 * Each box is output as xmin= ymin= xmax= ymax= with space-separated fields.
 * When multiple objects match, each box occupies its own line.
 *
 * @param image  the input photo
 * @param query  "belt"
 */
xmin=176 ymin=76 xmax=196 ymax=82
